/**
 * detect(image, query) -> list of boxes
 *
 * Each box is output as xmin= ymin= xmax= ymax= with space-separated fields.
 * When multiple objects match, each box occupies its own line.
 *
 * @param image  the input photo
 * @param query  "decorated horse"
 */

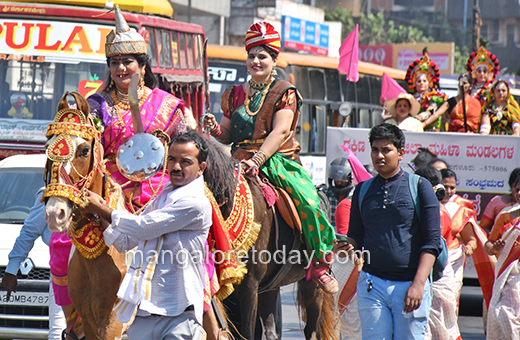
xmin=42 ymin=91 xmax=337 ymax=340
xmin=203 ymin=142 xmax=338 ymax=340
xmin=43 ymin=92 xmax=128 ymax=340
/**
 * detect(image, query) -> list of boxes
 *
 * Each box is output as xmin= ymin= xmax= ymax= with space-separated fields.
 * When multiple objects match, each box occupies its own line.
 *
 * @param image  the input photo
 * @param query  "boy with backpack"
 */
xmin=347 ymin=123 xmax=442 ymax=339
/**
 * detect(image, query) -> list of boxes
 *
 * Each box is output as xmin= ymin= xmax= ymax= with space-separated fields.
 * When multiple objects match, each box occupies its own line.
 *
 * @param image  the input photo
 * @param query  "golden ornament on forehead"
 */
xmin=47 ymin=108 xmax=99 ymax=140
xmin=46 ymin=134 xmax=75 ymax=162
xmin=466 ymin=46 xmax=499 ymax=83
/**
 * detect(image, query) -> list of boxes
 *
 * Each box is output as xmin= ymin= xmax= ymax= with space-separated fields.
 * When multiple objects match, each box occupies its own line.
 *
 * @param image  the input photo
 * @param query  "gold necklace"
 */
xmin=244 ymin=79 xmax=273 ymax=116
xmin=111 ymin=86 xmax=149 ymax=121
xmin=249 ymin=80 xmax=270 ymax=89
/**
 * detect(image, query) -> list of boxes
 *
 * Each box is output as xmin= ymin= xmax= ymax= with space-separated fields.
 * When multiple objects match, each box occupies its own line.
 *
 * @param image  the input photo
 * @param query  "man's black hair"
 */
xmin=369 ymin=123 xmax=405 ymax=150
xmin=416 ymin=166 xmax=445 ymax=201
xmin=169 ymin=130 xmax=208 ymax=164
xmin=415 ymin=166 xmax=442 ymax=186
xmin=428 ymin=158 xmax=449 ymax=169
xmin=509 ymin=167 xmax=520 ymax=188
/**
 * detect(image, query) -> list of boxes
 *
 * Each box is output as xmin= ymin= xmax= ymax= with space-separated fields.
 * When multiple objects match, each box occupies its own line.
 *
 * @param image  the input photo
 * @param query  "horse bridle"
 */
xmin=42 ymin=108 xmax=104 ymax=206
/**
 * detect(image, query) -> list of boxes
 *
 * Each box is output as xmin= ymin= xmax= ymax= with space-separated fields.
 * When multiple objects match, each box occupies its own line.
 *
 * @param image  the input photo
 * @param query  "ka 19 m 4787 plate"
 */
xmin=0 ymin=291 xmax=48 ymax=306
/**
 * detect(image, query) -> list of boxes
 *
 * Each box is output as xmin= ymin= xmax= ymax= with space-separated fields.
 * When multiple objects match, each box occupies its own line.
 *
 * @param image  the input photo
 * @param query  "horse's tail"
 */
xmin=320 ymin=292 xmax=339 ymax=340
xmin=296 ymin=282 xmax=339 ymax=340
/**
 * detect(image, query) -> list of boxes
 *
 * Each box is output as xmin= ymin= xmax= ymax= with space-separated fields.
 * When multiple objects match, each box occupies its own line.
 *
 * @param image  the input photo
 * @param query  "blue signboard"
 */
xmin=281 ymin=16 xmax=329 ymax=55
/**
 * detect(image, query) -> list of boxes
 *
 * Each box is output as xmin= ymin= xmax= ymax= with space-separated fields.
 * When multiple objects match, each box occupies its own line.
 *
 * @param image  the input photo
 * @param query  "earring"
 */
xmin=271 ymin=65 xmax=277 ymax=77
xmin=109 ymin=76 xmax=114 ymax=88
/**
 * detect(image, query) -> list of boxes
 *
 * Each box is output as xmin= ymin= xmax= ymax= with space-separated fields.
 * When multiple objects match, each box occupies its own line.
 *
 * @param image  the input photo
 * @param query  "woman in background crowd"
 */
xmin=466 ymin=46 xmax=500 ymax=104
xmin=480 ymin=168 xmax=520 ymax=234
xmin=415 ymin=166 xmax=464 ymax=340
xmin=405 ymin=51 xmax=447 ymax=131
xmin=480 ymin=80 xmax=520 ymax=136
xmin=383 ymin=93 xmax=423 ymax=132
xmin=424 ymin=73 xmax=481 ymax=133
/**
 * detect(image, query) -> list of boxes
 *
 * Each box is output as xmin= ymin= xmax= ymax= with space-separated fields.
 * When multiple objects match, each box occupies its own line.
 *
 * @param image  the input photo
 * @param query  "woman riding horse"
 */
xmin=87 ymin=5 xmax=186 ymax=214
xmin=87 ymin=6 xmax=229 ymax=339
xmin=203 ymin=22 xmax=338 ymax=294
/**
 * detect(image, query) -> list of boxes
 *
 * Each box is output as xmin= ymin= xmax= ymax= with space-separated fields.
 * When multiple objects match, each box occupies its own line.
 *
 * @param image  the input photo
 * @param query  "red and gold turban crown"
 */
xmin=466 ymin=46 xmax=499 ymax=84
xmin=245 ymin=22 xmax=281 ymax=54
xmin=405 ymin=52 xmax=440 ymax=93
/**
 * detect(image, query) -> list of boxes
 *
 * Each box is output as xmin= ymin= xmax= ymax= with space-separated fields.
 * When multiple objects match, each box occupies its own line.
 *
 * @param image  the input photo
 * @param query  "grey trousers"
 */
xmin=127 ymin=310 xmax=203 ymax=340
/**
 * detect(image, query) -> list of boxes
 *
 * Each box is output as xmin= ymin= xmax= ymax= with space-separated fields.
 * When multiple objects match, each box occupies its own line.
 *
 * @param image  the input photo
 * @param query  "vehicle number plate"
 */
xmin=0 ymin=291 xmax=48 ymax=306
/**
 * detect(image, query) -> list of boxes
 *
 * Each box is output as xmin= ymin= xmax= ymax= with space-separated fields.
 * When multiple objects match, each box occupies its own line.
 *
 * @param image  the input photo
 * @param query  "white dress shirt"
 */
xmin=103 ymin=175 xmax=211 ymax=325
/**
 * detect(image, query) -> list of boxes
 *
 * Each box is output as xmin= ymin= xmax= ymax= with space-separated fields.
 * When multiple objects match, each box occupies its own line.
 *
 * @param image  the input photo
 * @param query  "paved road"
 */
xmin=280 ymin=283 xmax=486 ymax=339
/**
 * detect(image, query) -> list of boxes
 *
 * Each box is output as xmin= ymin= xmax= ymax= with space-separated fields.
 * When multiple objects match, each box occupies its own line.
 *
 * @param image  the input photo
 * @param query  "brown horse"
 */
xmin=44 ymin=92 xmax=128 ymax=340
xmin=204 ymin=142 xmax=338 ymax=340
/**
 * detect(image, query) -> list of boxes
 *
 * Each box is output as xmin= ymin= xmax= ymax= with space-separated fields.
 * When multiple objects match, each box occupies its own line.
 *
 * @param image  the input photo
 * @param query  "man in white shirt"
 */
xmin=84 ymin=130 xmax=211 ymax=340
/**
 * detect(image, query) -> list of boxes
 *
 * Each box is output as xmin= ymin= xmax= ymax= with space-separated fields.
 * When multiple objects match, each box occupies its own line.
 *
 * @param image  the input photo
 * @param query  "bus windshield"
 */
xmin=0 ymin=18 xmax=111 ymax=144
xmin=0 ymin=6 xmax=205 ymax=152
xmin=208 ymin=60 xmax=249 ymax=123
xmin=1 ymin=58 xmax=107 ymax=120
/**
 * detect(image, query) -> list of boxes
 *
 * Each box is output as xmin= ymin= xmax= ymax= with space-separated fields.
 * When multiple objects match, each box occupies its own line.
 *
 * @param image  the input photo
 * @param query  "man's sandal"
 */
xmin=313 ymin=268 xmax=339 ymax=294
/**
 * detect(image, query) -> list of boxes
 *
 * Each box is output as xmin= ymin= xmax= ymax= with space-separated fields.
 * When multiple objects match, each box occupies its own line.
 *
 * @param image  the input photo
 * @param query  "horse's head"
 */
xmin=43 ymin=92 xmax=104 ymax=233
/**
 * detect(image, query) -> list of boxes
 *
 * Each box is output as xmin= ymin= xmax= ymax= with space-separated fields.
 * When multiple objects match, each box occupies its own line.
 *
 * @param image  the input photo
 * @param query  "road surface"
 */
xmin=280 ymin=283 xmax=486 ymax=339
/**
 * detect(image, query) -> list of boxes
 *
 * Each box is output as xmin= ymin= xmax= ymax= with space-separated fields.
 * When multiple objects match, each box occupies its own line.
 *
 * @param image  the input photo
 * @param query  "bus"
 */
xmin=207 ymin=44 xmax=407 ymax=159
xmin=0 ymin=0 xmax=205 ymax=337
xmin=0 ymin=0 xmax=206 ymax=159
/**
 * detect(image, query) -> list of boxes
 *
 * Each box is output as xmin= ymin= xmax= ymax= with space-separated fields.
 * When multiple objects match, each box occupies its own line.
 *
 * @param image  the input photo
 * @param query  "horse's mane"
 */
xmin=203 ymin=142 xmax=238 ymax=212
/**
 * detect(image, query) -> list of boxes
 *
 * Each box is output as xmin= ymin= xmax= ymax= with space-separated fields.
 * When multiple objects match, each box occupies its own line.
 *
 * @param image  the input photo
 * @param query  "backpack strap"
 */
xmin=358 ymin=177 xmax=375 ymax=212
xmin=408 ymin=173 xmax=421 ymax=220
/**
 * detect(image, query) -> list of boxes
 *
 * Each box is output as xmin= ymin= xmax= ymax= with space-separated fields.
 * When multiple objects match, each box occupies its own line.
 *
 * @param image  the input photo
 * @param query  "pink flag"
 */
xmin=338 ymin=24 xmax=359 ymax=82
xmin=339 ymin=145 xmax=373 ymax=184
xmin=380 ymin=73 xmax=406 ymax=104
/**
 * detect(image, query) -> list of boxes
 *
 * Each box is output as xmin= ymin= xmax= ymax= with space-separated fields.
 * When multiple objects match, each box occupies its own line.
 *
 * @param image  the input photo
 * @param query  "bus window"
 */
xmin=207 ymin=60 xmax=248 ymax=123
xmin=162 ymin=30 xmax=173 ymax=69
xmin=297 ymin=103 xmax=326 ymax=154
xmin=340 ymin=76 xmax=356 ymax=102
xmin=147 ymin=28 xmax=158 ymax=68
xmin=194 ymin=35 xmax=202 ymax=71
xmin=290 ymin=66 xmax=309 ymax=99
xmin=324 ymin=69 xmax=341 ymax=102
xmin=179 ymin=33 xmax=188 ymax=70
xmin=297 ymin=103 xmax=310 ymax=154
xmin=357 ymin=108 xmax=371 ymax=128
xmin=313 ymin=104 xmax=327 ymax=154
xmin=369 ymin=75 xmax=382 ymax=105
xmin=156 ymin=29 xmax=164 ymax=68
xmin=171 ymin=32 xmax=180 ymax=69
xmin=357 ymin=75 xmax=371 ymax=105
xmin=2 ymin=59 xmax=106 ymax=121
xmin=187 ymin=34 xmax=195 ymax=70
xmin=308 ymin=68 xmax=326 ymax=100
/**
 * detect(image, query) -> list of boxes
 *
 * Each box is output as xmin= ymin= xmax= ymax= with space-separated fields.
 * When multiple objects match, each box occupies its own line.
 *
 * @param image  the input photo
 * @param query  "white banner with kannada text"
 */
xmin=326 ymin=127 xmax=520 ymax=194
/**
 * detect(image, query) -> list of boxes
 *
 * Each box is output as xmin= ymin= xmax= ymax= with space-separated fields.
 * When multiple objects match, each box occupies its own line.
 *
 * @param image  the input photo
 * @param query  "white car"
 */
xmin=0 ymin=154 xmax=49 ymax=339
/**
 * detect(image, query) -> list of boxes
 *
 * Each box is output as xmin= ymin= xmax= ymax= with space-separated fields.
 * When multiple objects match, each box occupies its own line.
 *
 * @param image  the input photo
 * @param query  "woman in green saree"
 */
xmin=203 ymin=22 xmax=338 ymax=294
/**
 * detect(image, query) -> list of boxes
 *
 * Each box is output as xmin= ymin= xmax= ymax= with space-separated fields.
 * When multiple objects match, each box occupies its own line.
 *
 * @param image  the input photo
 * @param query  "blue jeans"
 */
xmin=357 ymin=270 xmax=431 ymax=340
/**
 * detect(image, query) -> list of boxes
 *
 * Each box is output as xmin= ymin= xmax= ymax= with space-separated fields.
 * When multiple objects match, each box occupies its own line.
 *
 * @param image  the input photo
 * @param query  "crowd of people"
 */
xmin=383 ymin=46 xmax=520 ymax=136
xmin=1 ymin=14 xmax=520 ymax=340
xmin=328 ymin=124 xmax=520 ymax=339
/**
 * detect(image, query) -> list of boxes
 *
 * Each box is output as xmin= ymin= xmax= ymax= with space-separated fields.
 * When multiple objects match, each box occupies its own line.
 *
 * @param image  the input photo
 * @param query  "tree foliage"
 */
xmin=324 ymin=8 xmax=433 ymax=45
xmin=324 ymin=7 xmax=472 ymax=73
